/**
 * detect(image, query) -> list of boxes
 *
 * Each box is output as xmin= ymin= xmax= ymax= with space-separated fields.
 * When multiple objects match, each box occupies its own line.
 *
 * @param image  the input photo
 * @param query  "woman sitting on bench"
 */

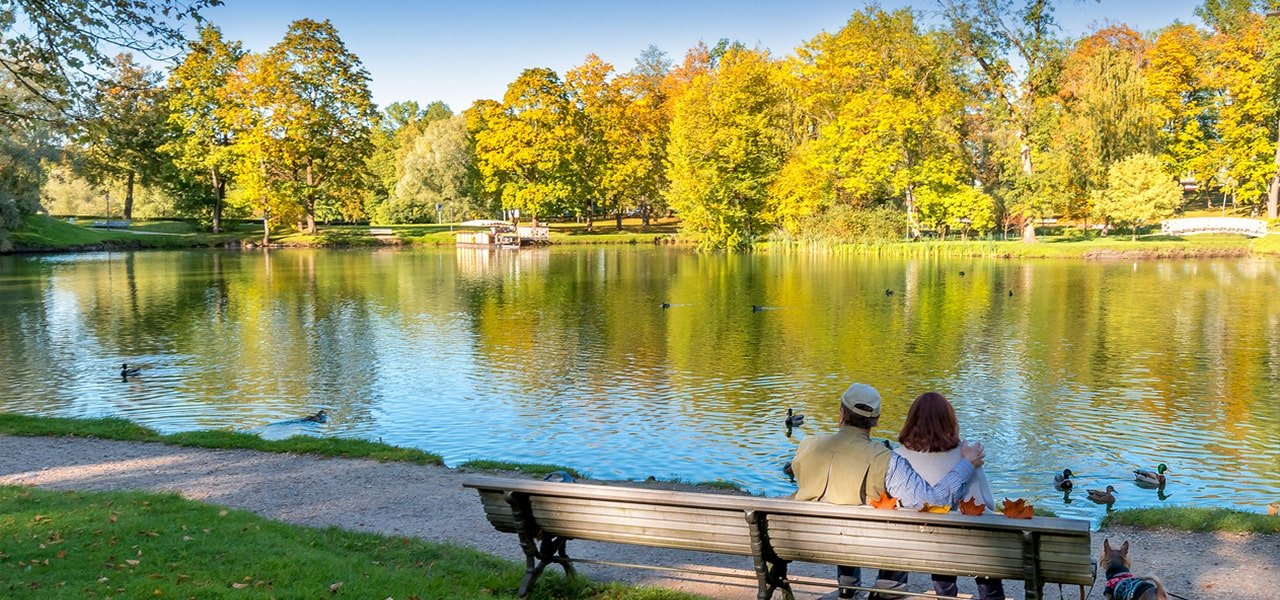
xmin=895 ymin=392 xmax=1005 ymax=600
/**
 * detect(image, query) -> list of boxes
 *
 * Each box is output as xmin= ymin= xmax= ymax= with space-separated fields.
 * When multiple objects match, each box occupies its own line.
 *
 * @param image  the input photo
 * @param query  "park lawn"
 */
xmin=0 ymin=485 xmax=699 ymax=600
xmin=760 ymin=233 xmax=1261 ymax=258
xmin=5 ymin=216 xmax=246 ymax=251
xmin=1102 ymin=507 xmax=1279 ymax=534
xmin=0 ymin=413 xmax=443 ymax=466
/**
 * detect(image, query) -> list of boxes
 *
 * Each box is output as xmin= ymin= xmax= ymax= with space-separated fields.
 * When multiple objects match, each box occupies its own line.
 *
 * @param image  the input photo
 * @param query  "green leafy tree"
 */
xmin=0 ymin=0 xmax=219 ymax=123
xmin=77 ymin=53 xmax=169 ymax=220
xmin=392 ymin=114 xmax=477 ymax=222
xmin=940 ymin=0 xmax=1068 ymax=242
xmin=667 ymin=46 xmax=788 ymax=250
xmin=473 ymin=68 xmax=577 ymax=223
xmin=1091 ymin=153 xmax=1182 ymax=240
xmin=366 ymin=100 xmax=454 ymax=220
xmin=267 ymin=18 xmax=377 ymax=230
xmin=918 ymin=185 xmax=998 ymax=240
xmin=165 ymin=25 xmax=244 ymax=232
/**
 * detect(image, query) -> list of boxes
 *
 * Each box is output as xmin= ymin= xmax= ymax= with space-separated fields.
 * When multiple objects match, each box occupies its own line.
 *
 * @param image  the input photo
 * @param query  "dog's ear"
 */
xmin=1103 ymin=538 xmax=1112 ymax=554
xmin=1119 ymin=541 xmax=1130 ymax=556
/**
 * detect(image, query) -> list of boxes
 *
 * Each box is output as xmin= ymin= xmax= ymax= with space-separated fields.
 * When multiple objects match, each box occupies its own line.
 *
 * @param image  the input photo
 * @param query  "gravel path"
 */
xmin=1 ymin=435 xmax=1274 ymax=599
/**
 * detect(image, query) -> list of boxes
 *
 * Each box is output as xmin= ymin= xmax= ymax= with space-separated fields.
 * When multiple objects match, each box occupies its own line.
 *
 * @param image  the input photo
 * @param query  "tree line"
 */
xmin=1 ymin=0 xmax=1278 ymax=250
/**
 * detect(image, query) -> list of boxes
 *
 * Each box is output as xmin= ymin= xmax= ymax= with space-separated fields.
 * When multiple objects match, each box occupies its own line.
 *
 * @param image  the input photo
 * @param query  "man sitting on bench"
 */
xmin=791 ymin=383 xmax=986 ymax=599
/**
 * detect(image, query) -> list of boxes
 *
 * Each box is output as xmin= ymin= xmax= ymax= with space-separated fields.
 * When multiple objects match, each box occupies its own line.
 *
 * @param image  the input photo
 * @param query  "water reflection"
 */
xmin=0 ymin=248 xmax=1277 ymax=523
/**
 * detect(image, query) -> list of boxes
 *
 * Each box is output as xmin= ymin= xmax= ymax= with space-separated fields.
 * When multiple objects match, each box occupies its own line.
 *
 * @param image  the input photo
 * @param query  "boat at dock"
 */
xmin=455 ymin=220 xmax=550 ymax=248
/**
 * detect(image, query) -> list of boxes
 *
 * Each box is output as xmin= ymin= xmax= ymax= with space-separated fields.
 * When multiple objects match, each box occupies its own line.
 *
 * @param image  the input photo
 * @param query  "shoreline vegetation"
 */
xmin=3 ymin=213 xmax=1278 ymax=259
xmin=1 ymin=413 xmax=1274 ymax=535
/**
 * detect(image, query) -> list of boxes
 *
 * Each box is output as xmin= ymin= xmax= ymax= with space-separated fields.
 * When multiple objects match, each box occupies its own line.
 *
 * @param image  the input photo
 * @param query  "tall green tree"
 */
xmin=667 ymin=47 xmax=788 ymax=250
xmin=623 ymin=45 xmax=674 ymax=226
xmin=940 ymin=0 xmax=1068 ymax=241
xmin=392 ymin=114 xmax=479 ymax=223
xmin=77 ymin=53 xmax=169 ymax=220
xmin=165 ymin=25 xmax=245 ymax=232
xmin=473 ymin=68 xmax=577 ymax=223
xmin=267 ymin=18 xmax=377 ymax=231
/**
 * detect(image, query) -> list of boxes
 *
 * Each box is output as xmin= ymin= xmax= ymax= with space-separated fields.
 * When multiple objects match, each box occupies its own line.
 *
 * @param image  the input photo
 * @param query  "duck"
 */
xmin=120 ymin=363 xmax=141 ymax=378
xmin=1008 ymin=289 xmax=1014 ymax=297
xmin=301 ymin=410 xmax=328 ymax=423
xmin=1087 ymin=485 xmax=1118 ymax=504
xmin=959 ymin=271 xmax=966 ymax=276
xmin=543 ymin=470 xmax=575 ymax=483
xmin=1054 ymin=468 xmax=1074 ymax=491
xmin=751 ymin=305 xmax=764 ymax=312
xmin=884 ymin=289 xmax=894 ymax=296
xmin=784 ymin=408 xmax=805 ymax=428
xmin=782 ymin=461 xmax=795 ymax=481
xmin=660 ymin=302 xmax=671 ymax=309
xmin=1133 ymin=464 xmax=1168 ymax=486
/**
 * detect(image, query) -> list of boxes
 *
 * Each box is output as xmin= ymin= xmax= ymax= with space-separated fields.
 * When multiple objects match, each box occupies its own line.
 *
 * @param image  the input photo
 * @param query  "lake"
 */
xmin=0 ymin=247 xmax=1277 ymax=522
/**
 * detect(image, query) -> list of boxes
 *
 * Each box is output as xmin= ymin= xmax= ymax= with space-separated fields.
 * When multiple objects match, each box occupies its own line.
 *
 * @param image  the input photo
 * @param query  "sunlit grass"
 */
xmin=457 ymin=460 xmax=584 ymax=478
xmin=0 ymin=486 xmax=702 ymax=599
xmin=1102 ymin=507 xmax=1279 ymax=534
xmin=0 ymin=413 xmax=442 ymax=465
xmin=760 ymin=234 xmax=1260 ymax=258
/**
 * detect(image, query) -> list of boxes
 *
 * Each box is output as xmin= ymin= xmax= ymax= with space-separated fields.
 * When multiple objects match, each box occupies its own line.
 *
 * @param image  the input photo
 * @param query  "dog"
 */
xmin=1101 ymin=539 xmax=1168 ymax=600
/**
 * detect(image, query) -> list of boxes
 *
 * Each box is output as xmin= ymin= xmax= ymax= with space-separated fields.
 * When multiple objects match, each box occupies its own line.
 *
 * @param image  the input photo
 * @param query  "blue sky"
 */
xmin=204 ymin=0 xmax=1205 ymax=112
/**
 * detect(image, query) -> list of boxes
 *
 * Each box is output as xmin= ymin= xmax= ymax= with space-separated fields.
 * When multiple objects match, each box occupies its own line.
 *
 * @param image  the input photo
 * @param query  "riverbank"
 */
xmin=1 ymin=434 xmax=1276 ymax=600
xmin=0 ymin=415 xmax=1275 ymax=599
xmin=6 ymin=214 xmax=1278 ymax=257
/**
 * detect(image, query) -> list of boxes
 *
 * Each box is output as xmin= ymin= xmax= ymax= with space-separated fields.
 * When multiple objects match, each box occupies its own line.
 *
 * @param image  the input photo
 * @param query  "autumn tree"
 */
xmin=267 ymin=18 xmax=377 ymax=230
xmin=473 ymin=68 xmax=577 ymax=223
xmin=166 ymin=25 xmax=244 ymax=232
xmin=1146 ymin=24 xmax=1214 ymax=189
xmin=1091 ymin=153 xmax=1181 ymax=240
xmin=1050 ymin=25 xmax=1161 ymax=217
xmin=623 ymin=45 xmax=674 ymax=226
xmin=667 ymin=47 xmax=788 ymax=250
xmin=221 ymin=52 xmax=299 ymax=245
xmin=77 ymin=53 xmax=169 ymax=220
xmin=775 ymin=8 xmax=970 ymax=236
xmin=917 ymin=185 xmax=998 ymax=240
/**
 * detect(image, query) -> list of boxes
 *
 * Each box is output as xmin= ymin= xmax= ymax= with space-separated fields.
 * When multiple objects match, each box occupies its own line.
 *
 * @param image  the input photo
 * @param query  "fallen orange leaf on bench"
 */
xmin=959 ymin=497 xmax=986 ymax=516
xmin=919 ymin=503 xmax=951 ymax=513
xmin=1001 ymin=498 xmax=1034 ymax=519
xmin=870 ymin=491 xmax=897 ymax=510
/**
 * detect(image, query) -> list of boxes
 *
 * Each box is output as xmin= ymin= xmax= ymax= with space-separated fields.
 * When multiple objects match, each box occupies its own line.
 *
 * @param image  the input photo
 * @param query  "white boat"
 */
xmin=455 ymin=220 xmax=549 ymax=248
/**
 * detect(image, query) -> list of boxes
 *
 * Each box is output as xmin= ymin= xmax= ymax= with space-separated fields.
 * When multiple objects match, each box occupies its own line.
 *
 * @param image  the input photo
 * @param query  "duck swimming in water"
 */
xmin=1087 ymin=485 xmax=1118 ymax=504
xmin=1054 ymin=468 xmax=1074 ymax=491
xmin=301 ymin=410 xmax=328 ymax=423
xmin=784 ymin=408 xmax=805 ymax=428
xmin=1133 ymin=464 xmax=1168 ymax=486
xmin=751 ymin=305 xmax=764 ymax=312
xmin=120 ymin=363 xmax=141 ymax=380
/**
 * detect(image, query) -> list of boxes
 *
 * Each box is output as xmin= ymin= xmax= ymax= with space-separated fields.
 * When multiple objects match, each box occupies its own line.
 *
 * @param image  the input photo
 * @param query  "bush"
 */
xmin=794 ymin=204 xmax=908 ymax=244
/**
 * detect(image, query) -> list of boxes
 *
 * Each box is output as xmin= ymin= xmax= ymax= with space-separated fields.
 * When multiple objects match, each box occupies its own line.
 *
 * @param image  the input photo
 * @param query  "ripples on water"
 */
xmin=0 ymin=248 xmax=1277 ymax=524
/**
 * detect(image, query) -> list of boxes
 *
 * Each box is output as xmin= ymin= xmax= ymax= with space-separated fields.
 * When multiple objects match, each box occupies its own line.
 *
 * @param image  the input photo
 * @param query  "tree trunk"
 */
xmin=1132 ymin=225 xmax=1137 ymax=242
xmin=123 ymin=171 xmax=135 ymax=220
xmin=1022 ymin=220 xmax=1037 ymax=243
xmin=1269 ymin=117 xmax=1280 ymax=220
xmin=304 ymin=160 xmax=317 ymax=234
xmin=262 ymin=208 xmax=271 ymax=246
xmin=615 ymin=203 xmax=623 ymax=231
xmin=641 ymin=202 xmax=651 ymax=227
xmin=211 ymin=167 xmax=224 ymax=234
xmin=585 ymin=200 xmax=594 ymax=233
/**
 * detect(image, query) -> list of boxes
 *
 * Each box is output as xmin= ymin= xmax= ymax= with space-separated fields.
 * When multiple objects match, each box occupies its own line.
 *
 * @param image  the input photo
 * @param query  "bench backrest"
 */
xmin=464 ymin=476 xmax=1092 ymax=585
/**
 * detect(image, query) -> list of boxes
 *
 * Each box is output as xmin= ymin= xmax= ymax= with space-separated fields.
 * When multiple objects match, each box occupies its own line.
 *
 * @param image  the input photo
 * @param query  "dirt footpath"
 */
xmin=1 ymin=435 xmax=1274 ymax=599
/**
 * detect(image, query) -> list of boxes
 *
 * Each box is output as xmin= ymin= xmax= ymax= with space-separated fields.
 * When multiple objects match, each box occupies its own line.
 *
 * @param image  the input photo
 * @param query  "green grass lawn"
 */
xmin=1102 ymin=507 xmax=1279 ymax=534
xmin=0 ymin=485 xmax=700 ymax=600
xmin=760 ymin=233 xmax=1262 ymax=258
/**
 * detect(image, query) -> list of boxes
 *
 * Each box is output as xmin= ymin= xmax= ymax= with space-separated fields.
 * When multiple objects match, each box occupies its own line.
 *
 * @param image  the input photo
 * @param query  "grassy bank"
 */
xmin=0 ymin=485 xmax=697 ymax=600
xmin=0 ymin=413 xmax=442 ymax=465
xmin=760 ymin=234 xmax=1262 ymax=259
xmin=1102 ymin=507 xmax=1279 ymax=534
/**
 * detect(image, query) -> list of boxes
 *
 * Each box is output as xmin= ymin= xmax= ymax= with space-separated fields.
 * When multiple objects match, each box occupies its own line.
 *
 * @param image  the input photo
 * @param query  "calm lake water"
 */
xmin=1 ymin=247 xmax=1277 ymax=522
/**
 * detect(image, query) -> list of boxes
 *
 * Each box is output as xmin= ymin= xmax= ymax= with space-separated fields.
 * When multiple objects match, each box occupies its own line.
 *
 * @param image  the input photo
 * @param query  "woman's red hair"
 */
xmin=898 ymin=391 xmax=961 ymax=452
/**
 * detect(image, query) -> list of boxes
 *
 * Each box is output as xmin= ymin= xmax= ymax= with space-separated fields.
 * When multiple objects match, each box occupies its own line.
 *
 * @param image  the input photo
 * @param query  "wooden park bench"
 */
xmin=464 ymin=475 xmax=1094 ymax=600
xmin=368 ymin=227 xmax=394 ymax=237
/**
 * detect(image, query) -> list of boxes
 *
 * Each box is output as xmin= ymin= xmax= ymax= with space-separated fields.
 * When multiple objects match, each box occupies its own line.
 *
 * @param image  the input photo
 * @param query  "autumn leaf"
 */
xmin=870 ymin=491 xmax=897 ymax=510
xmin=959 ymin=497 xmax=986 ymax=516
xmin=1000 ymin=498 xmax=1034 ymax=519
xmin=919 ymin=503 xmax=951 ymax=513
xmin=329 ymin=581 xmax=344 ymax=593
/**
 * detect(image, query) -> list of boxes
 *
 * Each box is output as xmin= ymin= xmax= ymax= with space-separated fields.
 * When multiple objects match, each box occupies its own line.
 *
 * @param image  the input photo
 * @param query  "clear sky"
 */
xmin=202 ymin=0 xmax=1206 ymax=113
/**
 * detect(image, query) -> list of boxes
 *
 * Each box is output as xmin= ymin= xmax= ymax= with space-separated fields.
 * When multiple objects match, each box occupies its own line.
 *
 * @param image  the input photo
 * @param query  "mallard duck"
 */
xmin=660 ymin=302 xmax=671 ymax=309
xmin=120 ymin=363 xmax=141 ymax=378
xmin=959 ymin=271 xmax=966 ymax=276
xmin=884 ymin=289 xmax=894 ymax=296
xmin=751 ymin=305 xmax=764 ymax=312
xmin=1054 ymin=468 xmax=1074 ymax=491
xmin=1133 ymin=464 xmax=1168 ymax=486
xmin=301 ymin=410 xmax=328 ymax=423
xmin=1087 ymin=485 xmax=1117 ymax=504
xmin=785 ymin=408 xmax=805 ymax=428
xmin=1008 ymin=289 xmax=1014 ymax=297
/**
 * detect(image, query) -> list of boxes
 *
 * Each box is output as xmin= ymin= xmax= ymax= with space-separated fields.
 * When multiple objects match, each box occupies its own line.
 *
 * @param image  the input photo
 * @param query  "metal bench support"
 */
xmin=505 ymin=491 xmax=576 ymax=598
xmin=746 ymin=510 xmax=794 ymax=600
xmin=1022 ymin=530 xmax=1042 ymax=600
